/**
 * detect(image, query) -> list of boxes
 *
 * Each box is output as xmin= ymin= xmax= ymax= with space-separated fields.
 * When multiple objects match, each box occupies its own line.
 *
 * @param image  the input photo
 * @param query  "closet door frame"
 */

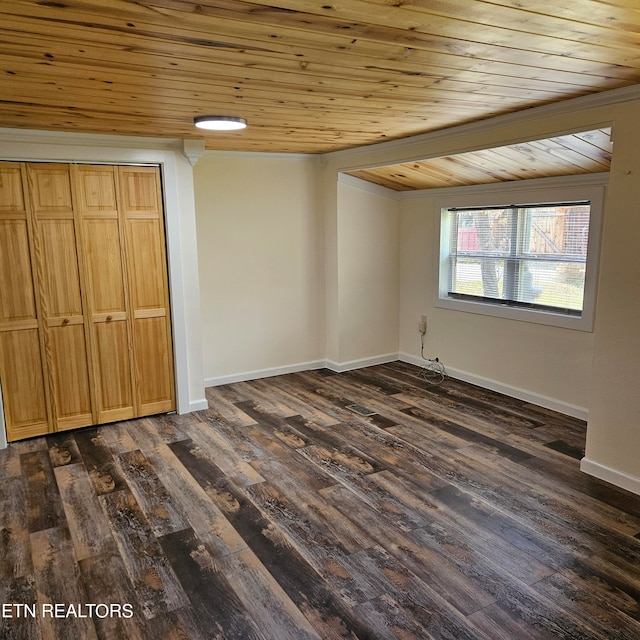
xmin=0 ymin=160 xmax=178 ymax=441
xmin=0 ymin=138 xmax=207 ymax=449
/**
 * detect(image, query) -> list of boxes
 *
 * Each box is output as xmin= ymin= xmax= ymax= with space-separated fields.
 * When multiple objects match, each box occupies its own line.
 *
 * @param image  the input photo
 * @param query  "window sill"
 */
xmin=435 ymin=294 xmax=595 ymax=331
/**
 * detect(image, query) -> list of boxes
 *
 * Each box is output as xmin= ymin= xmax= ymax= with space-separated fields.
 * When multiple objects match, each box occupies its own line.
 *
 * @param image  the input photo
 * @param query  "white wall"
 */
xmin=581 ymin=100 xmax=640 ymax=493
xmin=194 ymin=152 xmax=325 ymax=384
xmin=399 ymin=190 xmax=595 ymax=417
xmin=335 ymin=176 xmax=400 ymax=366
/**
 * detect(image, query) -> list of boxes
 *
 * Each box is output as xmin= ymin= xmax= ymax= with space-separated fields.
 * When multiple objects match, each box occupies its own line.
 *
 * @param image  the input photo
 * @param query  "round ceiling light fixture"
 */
xmin=194 ymin=115 xmax=247 ymax=131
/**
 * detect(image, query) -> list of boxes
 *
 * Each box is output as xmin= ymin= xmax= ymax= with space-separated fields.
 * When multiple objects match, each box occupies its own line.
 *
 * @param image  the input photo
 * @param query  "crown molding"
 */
xmin=338 ymin=173 xmax=401 ymax=199
xmin=399 ymin=172 xmax=610 ymax=200
xmin=201 ymin=148 xmax=315 ymax=161
xmin=324 ymin=84 xmax=640 ymax=170
xmin=0 ymin=127 xmax=183 ymax=150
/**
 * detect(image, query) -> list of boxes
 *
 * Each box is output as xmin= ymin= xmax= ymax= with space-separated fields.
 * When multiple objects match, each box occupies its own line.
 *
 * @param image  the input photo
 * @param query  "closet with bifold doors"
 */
xmin=0 ymin=161 xmax=175 ymax=442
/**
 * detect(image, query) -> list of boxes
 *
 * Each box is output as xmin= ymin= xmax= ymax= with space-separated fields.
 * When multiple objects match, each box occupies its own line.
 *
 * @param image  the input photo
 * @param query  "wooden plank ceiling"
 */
xmin=0 ymin=0 xmax=636 ymax=186
xmin=346 ymin=128 xmax=613 ymax=190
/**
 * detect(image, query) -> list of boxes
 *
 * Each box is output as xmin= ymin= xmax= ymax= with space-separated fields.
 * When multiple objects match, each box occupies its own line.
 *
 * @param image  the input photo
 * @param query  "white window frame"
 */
xmin=435 ymin=176 xmax=606 ymax=331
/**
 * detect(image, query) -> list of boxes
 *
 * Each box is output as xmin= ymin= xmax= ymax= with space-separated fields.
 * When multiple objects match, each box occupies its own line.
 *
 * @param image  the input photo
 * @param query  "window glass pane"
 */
xmin=455 ymin=209 xmax=511 ymax=256
xmin=518 ymin=259 xmax=585 ymax=310
xmin=451 ymin=256 xmax=506 ymax=299
xmin=520 ymin=205 xmax=590 ymax=258
xmin=448 ymin=202 xmax=590 ymax=313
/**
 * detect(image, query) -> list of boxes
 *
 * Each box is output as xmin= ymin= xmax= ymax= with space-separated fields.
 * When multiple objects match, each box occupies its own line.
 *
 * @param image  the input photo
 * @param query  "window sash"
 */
xmin=446 ymin=202 xmax=590 ymax=315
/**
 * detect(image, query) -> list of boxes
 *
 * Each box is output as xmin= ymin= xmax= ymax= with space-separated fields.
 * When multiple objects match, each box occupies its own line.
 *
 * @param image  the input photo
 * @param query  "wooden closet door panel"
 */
xmin=28 ymin=164 xmax=74 ymax=216
xmin=127 ymin=219 xmax=166 ymax=309
xmin=0 ymin=329 xmax=49 ymax=438
xmin=75 ymin=168 xmax=119 ymax=215
xmin=119 ymin=167 xmax=159 ymax=216
xmin=39 ymin=219 xmax=83 ymax=317
xmin=0 ymin=163 xmax=51 ymax=440
xmin=133 ymin=317 xmax=173 ymax=415
xmin=28 ymin=163 xmax=93 ymax=430
xmin=0 ymin=219 xmax=37 ymax=323
xmin=119 ymin=166 xmax=174 ymax=415
xmin=48 ymin=324 xmax=93 ymax=430
xmin=94 ymin=321 xmax=133 ymax=420
xmin=75 ymin=165 xmax=134 ymax=423
xmin=84 ymin=219 xmax=126 ymax=313
xmin=0 ymin=163 xmax=26 ymax=213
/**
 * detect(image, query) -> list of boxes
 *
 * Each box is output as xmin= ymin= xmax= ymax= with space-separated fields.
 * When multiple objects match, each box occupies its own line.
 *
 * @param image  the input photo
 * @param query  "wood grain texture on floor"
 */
xmin=1 ymin=362 xmax=640 ymax=639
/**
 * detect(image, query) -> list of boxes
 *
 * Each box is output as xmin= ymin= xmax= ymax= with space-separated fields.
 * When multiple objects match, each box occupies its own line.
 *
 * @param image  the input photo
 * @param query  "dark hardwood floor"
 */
xmin=2 ymin=361 xmax=640 ymax=639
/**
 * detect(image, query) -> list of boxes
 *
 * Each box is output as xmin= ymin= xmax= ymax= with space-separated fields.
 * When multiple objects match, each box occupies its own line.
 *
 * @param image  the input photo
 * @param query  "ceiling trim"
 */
xmin=338 ymin=173 xmax=401 ymax=200
xmin=201 ymin=149 xmax=315 ymax=161
xmin=0 ymin=126 xmax=183 ymax=151
xmin=324 ymin=84 xmax=638 ymax=171
xmin=398 ymin=171 xmax=610 ymax=200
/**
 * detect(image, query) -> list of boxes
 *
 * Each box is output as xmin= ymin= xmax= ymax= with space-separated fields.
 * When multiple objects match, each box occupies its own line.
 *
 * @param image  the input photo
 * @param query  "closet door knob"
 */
xmin=62 ymin=318 xmax=69 ymax=325
xmin=106 ymin=315 xmax=113 ymax=322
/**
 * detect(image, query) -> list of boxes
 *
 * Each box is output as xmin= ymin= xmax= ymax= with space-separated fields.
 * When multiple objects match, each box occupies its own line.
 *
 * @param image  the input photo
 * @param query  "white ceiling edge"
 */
xmin=200 ymin=148 xmax=316 ymax=161
xmin=0 ymin=126 xmax=184 ymax=150
xmin=398 ymin=171 xmax=610 ymax=200
xmin=324 ymin=84 xmax=639 ymax=171
xmin=338 ymin=172 xmax=401 ymax=199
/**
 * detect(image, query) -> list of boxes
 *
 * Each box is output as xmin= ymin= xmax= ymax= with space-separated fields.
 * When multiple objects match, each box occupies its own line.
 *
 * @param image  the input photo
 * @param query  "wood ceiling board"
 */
xmin=0 ymin=1 xmax=638 ymax=152
xmin=197 ymin=0 xmax=640 ymax=65
xmin=0 ymin=9 xmax=623 ymax=93
xmin=25 ymin=11 xmax=640 ymax=84
xmin=175 ymin=0 xmax=638 ymax=59
xmin=0 ymin=17 xmax=609 ymax=105
xmin=2 ymin=57 xmax=586 ymax=118
xmin=526 ymin=138 xmax=610 ymax=172
xmin=362 ymin=0 xmax=640 ymax=48
xmin=345 ymin=128 xmax=613 ymax=191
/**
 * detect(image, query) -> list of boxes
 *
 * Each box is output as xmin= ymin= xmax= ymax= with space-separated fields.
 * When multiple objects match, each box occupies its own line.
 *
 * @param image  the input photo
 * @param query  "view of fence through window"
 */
xmin=448 ymin=202 xmax=591 ymax=314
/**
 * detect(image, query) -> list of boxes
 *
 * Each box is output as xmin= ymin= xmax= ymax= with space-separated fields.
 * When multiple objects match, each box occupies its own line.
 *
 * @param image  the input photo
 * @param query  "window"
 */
xmin=436 ymin=181 xmax=604 ymax=331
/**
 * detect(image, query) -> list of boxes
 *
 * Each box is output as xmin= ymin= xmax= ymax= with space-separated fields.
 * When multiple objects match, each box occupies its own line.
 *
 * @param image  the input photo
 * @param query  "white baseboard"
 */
xmin=204 ymin=354 xmax=399 ymax=386
xmin=188 ymin=399 xmax=210 ymax=412
xmin=580 ymin=457 xmax=640 ymax=496
xmin=325 ymin=353 xmax=398 ymax=373
xmin=398 ymin=353 xmax=588 ymax=421
xmin=204 ymin=360 xmax=326 ymax=387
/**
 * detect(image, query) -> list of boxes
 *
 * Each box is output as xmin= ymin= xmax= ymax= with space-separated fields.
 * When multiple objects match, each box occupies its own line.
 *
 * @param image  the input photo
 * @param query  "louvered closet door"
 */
xmin=0 ymin=162 xmax=51 ymax=440
xmin=27 ymin=163 xmax=94 ymax=431
xmin=74 ymin=165 xmax=135 ymax=423
xmin=119 ymin=166 xmax=175 ymax=416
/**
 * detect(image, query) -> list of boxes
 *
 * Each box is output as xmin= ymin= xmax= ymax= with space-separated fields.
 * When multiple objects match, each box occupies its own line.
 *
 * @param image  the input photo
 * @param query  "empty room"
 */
xmin=1 ymin=1 xmax=640 ymax=638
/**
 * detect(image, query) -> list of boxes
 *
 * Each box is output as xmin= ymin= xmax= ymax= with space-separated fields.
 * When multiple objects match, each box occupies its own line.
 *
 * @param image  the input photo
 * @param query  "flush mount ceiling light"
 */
xmin=194 ymin=115 xmax=247 ymax=131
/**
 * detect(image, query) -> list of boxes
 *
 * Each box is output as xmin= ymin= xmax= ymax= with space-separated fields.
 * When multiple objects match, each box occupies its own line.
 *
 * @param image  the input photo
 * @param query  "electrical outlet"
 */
xmin=418 ymin=315 xmax=427 ymax=335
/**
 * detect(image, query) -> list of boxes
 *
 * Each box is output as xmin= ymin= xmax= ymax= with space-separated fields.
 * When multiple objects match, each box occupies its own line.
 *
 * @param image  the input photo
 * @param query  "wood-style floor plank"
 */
xmin=21 ymin=450 xmax=66 ymax=534
xmin=0 ymin=476 xmax=32 ymax=580
xmin=77 ymin=551 xmax=152 ymax=639
xmin=157 ymin=527 xmax=265 ymax=640
xmin=30 ymin=526 xmax=99 ymax=640
xmin=1 ymin=362 xmax=640 ymax=639
xmin=0 ymin=575 xmax=41 ymax=640
xmin=98 ymin=488 xmax=189 ymax=620
xmin=115 ymin=449 xmax=190 ymax=537
xmin=53 ymin=462 xmax=118 ymax=562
